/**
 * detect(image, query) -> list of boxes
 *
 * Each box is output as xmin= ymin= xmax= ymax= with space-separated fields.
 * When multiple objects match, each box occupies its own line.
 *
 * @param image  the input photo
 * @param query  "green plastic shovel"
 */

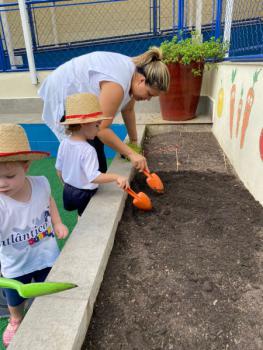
xmin=0 ymin=277 xmax=77 ymax=298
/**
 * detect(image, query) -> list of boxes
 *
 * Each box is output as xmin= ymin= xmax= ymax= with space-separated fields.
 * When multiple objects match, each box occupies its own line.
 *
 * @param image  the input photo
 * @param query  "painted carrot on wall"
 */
xmin=229 ymin=69 xmax=237 ymax=139
xmin=240 ymin=69 xmax=261 ymax=149
xmin=259 ymin=129 xmax=263 ymax=161
xmin=217 ymin=80 xmax=224 ymax=118
xmin=235 ymin=87 xmax=243 ymax=138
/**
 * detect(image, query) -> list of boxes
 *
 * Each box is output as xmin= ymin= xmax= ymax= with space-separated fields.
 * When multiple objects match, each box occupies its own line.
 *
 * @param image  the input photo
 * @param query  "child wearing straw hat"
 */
xmin=0 ymin=124 xmax=68 ymax=347
xmin=55 ymin=93 xmax=129 ymax=216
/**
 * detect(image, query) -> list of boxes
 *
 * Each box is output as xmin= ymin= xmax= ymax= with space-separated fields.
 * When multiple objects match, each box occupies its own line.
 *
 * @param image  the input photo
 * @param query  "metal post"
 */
xmin=152 ymin=0 xmax=158 ymax=35
xmin=50 ymin=2 xmax=59 ymax=46
xmin=223 ymin=0 xmax=234 ymax=57
xmin=178 ymin=0 xmax=184 ymax=35
xmin=194 ymin=0 xmax=203 ymax=42
xmin=195 ymin=0 xmax=202 ymax=35
xmin=188 ymin=0 xmax=194 ymax=29
xmin=27 ymin=3 xmax=37 ymax=48
xmin=0 ymin=1 xmax=16 ymax=69
xmin=172 ymin=0 xmax=176 ymax=31
xmin=17 ymin=0 xmax=38 ymax=84
xmin=0 ymin=33 xmax=6 ymax=71
xmin=215 ymin=0 xmax=223 ymax=39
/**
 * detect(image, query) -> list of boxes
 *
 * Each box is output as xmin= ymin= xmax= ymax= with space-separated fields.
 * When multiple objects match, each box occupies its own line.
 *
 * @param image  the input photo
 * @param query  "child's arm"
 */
xmin=56 ymin=170 xmax=64 ymax=184
xmin=50 ymin=196 xmax=68 ymax=239
xmin=92 ymin=173 xmax=129 ymax=190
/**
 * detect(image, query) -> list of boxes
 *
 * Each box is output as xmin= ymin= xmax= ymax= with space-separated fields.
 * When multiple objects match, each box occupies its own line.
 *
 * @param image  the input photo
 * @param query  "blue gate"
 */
xmin=0 ymin=0 xmax=262 ymax=72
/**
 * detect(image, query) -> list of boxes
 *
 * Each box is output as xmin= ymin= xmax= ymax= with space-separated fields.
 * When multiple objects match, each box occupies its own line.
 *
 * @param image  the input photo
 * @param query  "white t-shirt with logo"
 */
xmin=38 ymin=51 xmax=135 ymax=140
xmin=55 ymin=138 xmax=100 ymax=190
xmin=0 ymin=176 xmax=60 ymax=278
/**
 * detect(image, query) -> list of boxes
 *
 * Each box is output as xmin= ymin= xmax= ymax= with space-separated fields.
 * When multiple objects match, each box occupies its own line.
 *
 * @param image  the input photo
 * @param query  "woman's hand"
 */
xmin=128 ymin=152 xmax=149 ymax=172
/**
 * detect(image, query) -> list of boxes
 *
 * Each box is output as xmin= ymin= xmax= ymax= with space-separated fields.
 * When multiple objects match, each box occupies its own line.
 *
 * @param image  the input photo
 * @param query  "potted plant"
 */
xmin=159 ymin=34 xmax=228 ymax=121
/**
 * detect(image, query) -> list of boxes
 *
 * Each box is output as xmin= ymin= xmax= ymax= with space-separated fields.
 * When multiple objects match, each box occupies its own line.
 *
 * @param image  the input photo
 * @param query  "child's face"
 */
xmin=80 ymin=121 xmax=102 ymax=140
xmin=0 ymin=162 xmax=28 ymax=197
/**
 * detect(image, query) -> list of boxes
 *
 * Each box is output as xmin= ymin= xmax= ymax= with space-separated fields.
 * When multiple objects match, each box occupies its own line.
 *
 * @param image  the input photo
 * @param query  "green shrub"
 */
xmin=160 ymin=33 xmax=229 ymax=75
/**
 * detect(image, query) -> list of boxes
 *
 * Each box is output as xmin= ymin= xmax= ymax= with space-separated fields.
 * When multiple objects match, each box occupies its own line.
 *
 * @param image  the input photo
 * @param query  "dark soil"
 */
xmin=82 ymin=128 xmax=263 ymax=350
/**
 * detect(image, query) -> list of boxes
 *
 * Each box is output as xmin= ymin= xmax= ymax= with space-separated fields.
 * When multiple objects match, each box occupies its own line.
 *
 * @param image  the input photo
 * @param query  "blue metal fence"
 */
xmin=0 ymin=0 xmax=262 ymax=72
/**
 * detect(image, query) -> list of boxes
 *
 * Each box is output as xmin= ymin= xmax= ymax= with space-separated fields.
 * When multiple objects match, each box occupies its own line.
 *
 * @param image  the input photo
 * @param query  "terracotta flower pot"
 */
xmin=160 ymin=62 xmax=204 ymax=121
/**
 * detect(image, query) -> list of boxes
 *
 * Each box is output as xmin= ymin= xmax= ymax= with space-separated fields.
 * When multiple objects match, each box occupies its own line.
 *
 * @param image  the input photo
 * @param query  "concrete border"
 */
xmin=0 ymin=95 xmax=212 ymax=116
xmin=8 ymin=125 xmax=146 ymax=350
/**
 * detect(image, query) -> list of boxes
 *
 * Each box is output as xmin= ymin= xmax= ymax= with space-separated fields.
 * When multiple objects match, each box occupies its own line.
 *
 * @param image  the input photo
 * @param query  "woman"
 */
xmin=38 ymin=47 xmax=170 ymax=172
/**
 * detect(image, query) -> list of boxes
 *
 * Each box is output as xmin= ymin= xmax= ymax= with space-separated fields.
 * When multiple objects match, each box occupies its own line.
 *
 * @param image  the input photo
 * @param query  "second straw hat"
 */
xmin=0 ymin=124 xmax=49 ymax=162
xmin=60 ymin=93 xmax=113 ymax=125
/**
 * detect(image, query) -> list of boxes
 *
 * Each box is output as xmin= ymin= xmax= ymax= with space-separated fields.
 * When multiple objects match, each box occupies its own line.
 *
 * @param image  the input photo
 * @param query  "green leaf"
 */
xmin=159 ymin=33 xmax=229 ymax=75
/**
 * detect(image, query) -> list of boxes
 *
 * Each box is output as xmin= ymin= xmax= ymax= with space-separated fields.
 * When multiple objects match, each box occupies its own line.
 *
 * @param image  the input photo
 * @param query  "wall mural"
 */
xmin=260 ymin=129 xmax=263 ymax=161
xmin=229 ymin=69 xmax=237 ymax=139
xmin=235 ymin=86 xmax=243 ymax=139
xmin=216 ymin=80 xmax=224 ymax=118
xmin=240 ymin=69 xmax=261 ymax=149
xmin=216 ymin=69 xmax=262 ymax=158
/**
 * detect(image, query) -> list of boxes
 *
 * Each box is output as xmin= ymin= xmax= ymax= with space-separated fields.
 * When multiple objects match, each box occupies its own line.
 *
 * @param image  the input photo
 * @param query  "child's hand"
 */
xmin=116 ymin=176 xmax=129 ymax=190
xmin=54 ymin=223 xmax=69 ymax=239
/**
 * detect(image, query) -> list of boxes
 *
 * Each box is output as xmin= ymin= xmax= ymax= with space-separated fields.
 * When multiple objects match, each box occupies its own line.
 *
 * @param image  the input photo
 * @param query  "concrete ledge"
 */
xmin=0 ymin=95 xmax=212 ymax=115
xmin=0 ymin=98 xmax=43 ymax=114
xmin=114 ymin=113 xmax=212 ymax=125
xmin=0 ymin=96 xmax=213 ymax=125
xmin=9 ymin=125 xmax=146 ymax=350
xmin=146 ymin=124 xmax=212 ymax=136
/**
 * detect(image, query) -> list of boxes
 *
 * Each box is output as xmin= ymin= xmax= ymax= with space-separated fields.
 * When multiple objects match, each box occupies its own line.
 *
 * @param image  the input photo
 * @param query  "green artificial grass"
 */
xmin=125 ymin=142 xmax=142 ymax=154
xmin=0 ymin=319 xmax=8 ymax=350
xmin=0 ymin=156 xmax=113 ymax=347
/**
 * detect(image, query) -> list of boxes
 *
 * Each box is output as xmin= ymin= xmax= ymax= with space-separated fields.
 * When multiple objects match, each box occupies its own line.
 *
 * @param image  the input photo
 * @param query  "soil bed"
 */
xmin=83 ymin=128 xmax=263 ymax=350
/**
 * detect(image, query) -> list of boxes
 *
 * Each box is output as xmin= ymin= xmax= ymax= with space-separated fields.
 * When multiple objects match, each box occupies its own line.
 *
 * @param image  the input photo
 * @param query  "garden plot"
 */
xmin=83 ymin=126 xmax=263 ymax=350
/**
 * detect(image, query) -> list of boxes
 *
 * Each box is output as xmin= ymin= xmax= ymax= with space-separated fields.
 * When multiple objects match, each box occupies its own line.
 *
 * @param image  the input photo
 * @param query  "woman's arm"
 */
xmin=121 ymin=98 xmax=137 ymax=143
xmin=98 ymin=81 xmax=124 ymax=119
xmin=98 ymin=127 xmax=148 ymax=171
xmin=97 ymin=81 xmax=149 ymax=171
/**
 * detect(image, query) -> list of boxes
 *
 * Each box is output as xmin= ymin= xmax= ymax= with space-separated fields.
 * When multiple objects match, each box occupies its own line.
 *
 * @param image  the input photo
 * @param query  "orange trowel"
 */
xmin=143 ymin=170 xmax=164 ymax=193
xmin=125 ymin=187 xmax=152 ymax=211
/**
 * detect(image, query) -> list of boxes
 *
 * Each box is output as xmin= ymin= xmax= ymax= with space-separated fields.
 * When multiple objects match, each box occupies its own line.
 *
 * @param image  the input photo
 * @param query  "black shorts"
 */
xmin=63 ymin=183 xmax=97 ymax=216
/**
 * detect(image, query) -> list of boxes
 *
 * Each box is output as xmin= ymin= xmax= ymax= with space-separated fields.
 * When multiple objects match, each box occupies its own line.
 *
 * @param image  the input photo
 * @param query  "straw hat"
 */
xmin=60 ymin=93 xmax=113 ymax=125
xmin=0 ymin=124 xmax=50 ymax=162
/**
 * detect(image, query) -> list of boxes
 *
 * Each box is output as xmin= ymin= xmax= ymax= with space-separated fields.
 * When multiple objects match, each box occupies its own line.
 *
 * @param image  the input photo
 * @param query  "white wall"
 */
xmin=0 ymin=71 xmax=50 ymax=98
xmin=209 ymin=62 xmax=263 ymax=205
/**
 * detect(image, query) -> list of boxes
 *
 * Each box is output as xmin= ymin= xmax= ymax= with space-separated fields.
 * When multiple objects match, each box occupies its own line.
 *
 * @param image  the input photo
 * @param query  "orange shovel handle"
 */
xmin=143 ymin=169 xmax=151 ymax=178
xmin=125 ymin=187 xmax=140 ymax=200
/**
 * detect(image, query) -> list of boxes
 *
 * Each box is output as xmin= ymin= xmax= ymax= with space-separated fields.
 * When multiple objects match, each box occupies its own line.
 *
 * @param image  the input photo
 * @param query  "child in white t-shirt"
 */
xmin=55 ymin=93 xmax=129 ymax=216
xmin=0 ymin=124 xmax=68 ymax=347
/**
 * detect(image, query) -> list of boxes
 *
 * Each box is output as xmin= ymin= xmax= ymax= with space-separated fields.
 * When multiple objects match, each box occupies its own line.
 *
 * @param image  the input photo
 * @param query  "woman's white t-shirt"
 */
xmin=0 ymin=176 xmax=60 ymax=278
xmin=55 ymin=138 xmax=101 ymax=190
xmin=38 ymin=51 xmax=135 ymax=140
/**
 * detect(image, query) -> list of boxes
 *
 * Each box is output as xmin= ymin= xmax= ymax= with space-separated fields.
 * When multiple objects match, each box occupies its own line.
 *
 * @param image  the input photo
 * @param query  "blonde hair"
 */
xmin=132 ymin=47 xmax=170 ymax=92
xmin=0 ymin=161 xmax=30 ymax=170
xmin=65 ymin=124 xmax=82 ymax=135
